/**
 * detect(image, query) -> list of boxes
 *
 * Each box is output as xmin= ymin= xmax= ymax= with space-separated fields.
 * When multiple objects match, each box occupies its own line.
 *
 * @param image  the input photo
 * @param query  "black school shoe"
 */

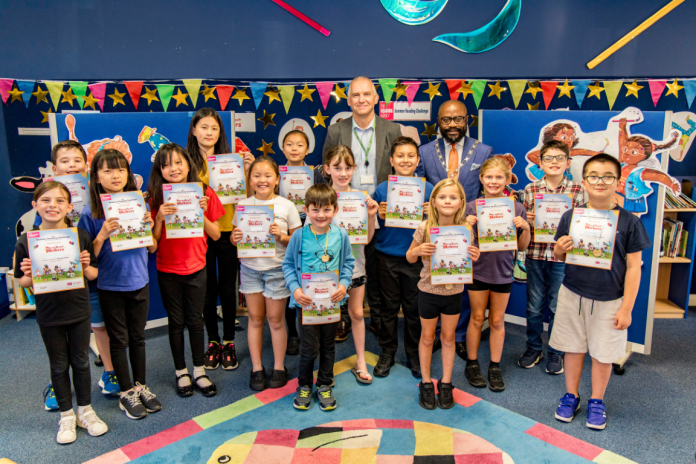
xmin=176 ymin=374 xmax=194 ymax=397
xmin=286 ymin=337 xmax=300 ymax=356
xmin=406 ymin=358 xmax=422 ymax=378
xmin=437 ymin=380 xmax=455 ymax=409
xmin=455 ymin=342 xmax=467 ymax=361
xmin=250 ymin=367 xmax=267 ymax=391
xmin=488 ymin=366 xmax=506 ymax=392
xmin=373 ymin=354 xmax=395 ymax=378
xmin=418 ymin=382 xmax=437 ymax=410
xmin=269 ymin=367 xmax=288 ymax=389
xmin=204 ymin=342 xmax=222 ymax=370
xmin=194 ymin=375 xmax=218 ymax=397
xmin=221 ymin=342 xmax=239 ymax=370
xmin=465 ymin=360 xmax=487 ymax=389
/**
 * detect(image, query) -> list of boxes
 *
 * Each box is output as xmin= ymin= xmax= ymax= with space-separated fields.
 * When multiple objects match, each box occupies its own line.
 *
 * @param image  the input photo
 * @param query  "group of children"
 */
xmin=16 ymin=107 xmax=651 ymax=444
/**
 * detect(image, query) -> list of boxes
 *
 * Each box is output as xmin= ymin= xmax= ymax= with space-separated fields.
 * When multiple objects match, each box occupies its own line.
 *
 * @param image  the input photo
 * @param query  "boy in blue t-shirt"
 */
xmin=282 ymin=184 xmax=355 ymax=411
xmin=551 ymin=154 xmax=651 ymax=430
xmin=372 ymin=137 xmax=434 ymax=378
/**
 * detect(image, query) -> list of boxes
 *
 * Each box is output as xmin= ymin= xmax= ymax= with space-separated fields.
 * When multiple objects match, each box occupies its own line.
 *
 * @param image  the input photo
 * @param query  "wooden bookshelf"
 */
xmin=664 ymin=208 xmax=696 ymax=212
xmin=659 ymin=257 xmax=691 ymax=264
xmin=654 ymin=299 xmax=685 ymax=318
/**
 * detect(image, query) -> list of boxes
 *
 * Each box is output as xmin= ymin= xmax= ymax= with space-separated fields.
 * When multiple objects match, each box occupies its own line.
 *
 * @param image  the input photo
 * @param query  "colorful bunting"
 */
xmin=199 ymin=83 xmax=217 ymax=102
xmin=68 ymin=81 xmax=88 ymax=109
xmin=124 ymin=82 xmax=144 ymax=110
xmin=587 ymin=81 xmax=605 ymax=100
xmin=445 ymin=80 xmax=463 ymax=101
xmin=263 ymin=85 xmax=281 ymax=104
xmin=403 ymin=81 xmax=422 ymax=106
xmin=423 ymin=82 xmax=442 ymax=101
xmin=648 ymin=80 xmax=667 ymax=107
xmin=394 ymin=81 xmax=409 ymax=100
xmin=624 ymin=79 xmax=643 ymax=98
xmin=217 ymin=85 xmax=234 ymax=111
xmin=44 ymin=81 xmax=64 ymax=110
xmin=379 ymin=79 xmax=398 ymax=103
xmin=556 ymin=79 xmax=575 ymax=99
xmin=32 ymin=85 xmax=50 ymax=105
xmin=470 ymin=80 xmax=487 ymax=109
xmin=540 ymin=82 xmax=559 ymax=109
xmin=457 ymin=81 xmax=475 ymax=101
xmin=182 ymin=80 xmax=202 ymax=108
xmin=17 ymin=81 xmax=35 ymax=107
xmin=525 ymin=81 xmax=542 ymax=99
xmin=487 ymin=80 xmax=505 ymax=100
xmin=7 ymin=86 xmax=24 ymax=104
xmin=141 ymin=87 xmax=160 ymax=106
xmin=249 ymin=82 xmax=268 ymax=109
xmin=507 ymin=80 xmax=526 ymax=108
xmin=331 ymin=84 xmax=347 ymax=103
xmin=155 ymin=84 xmax=175 ymax=111
xmin=87 ymin=83 xmax=107 ymax=110
xmin=571 ymin=80 xmax=590 ymax=108
xmin=82 ymin=92 xmax=100 ymax=111
xmin=315 ymin=81 xmax=335 ymax=110
xmin=684 ymin=80 xmax=696 ymax=108
xmin=602 ymin=81 xmax=623 ymax=110
xmin=108 ymin=87 xmax=127 ymax=107
xmin=297 ymin=83 xmax=315 ymax=102
xmin=665 ymin=78 xmax=684 ymax=98
xmin=171 ymin=88 xmax=189 ymax=107
xmin=278 ymin=85 xmax=295 ymax=114
xmin=60 ymin=88 xmax=78 ymax=107
xmin=0 ymin=79 xmax=14 ymax=104
xmin=231 ymin=88 xmax=251 ymax=106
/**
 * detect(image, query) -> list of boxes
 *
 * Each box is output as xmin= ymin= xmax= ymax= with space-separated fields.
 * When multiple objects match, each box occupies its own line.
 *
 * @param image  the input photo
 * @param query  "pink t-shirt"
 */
xmin=413 ymin=222 xmax=465 ymax=296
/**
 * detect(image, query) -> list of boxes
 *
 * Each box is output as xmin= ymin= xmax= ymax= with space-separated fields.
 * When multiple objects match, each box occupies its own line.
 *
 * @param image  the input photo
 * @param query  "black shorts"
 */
xmin=467 ymin=278 xmax=513 ymax=294
xmin=418 ymin=291 xmax=463 ymax=320
xmin=347 ymin=275 xmax=367 ymax=291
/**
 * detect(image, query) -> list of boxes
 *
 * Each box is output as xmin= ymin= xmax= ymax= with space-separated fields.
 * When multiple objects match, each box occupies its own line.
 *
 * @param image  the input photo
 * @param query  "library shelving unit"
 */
xmin=7 ymin=270 xmax=36 ymax=321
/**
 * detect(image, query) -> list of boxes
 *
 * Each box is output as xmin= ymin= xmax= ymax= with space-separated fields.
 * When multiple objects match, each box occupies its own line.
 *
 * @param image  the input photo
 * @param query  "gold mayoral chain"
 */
xmin=312 ymin=225 xmax=331 ymax=263
xmin=435 ymin=139 xmax=479 ymax=179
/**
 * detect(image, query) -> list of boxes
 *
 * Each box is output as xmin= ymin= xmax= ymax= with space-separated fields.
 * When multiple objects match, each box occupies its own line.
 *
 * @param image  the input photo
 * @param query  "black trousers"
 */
xmin=376 ymin=251 xmax=422 ymax=360
xmin=99 ymin=285 xmax=149 ymax=392
xmin=204 ymin=231 xmax=239 ymax=343
xmin=341 ymin=236 xmax=382 ymax=326
xmin=298 ymin=319 xmax=338 ymax=388
xmin=39 ymin=319 xmax=92 ymax=412
xmin=158 ymin=268 xmax=207 ymax=370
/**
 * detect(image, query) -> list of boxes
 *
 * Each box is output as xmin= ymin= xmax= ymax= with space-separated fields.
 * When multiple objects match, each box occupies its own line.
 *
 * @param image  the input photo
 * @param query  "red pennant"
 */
xmin=648 ymin=80 xmax=667 ymax=107
xmin=540 ymin=81 xmax=559 ymax=109
xmin=124 ymin=81 xmax=143 ymax=110
xmin=217 ymin=85 xmax=234 ymax=111
xmin=445 ymin=80 xmax=463 ymax=101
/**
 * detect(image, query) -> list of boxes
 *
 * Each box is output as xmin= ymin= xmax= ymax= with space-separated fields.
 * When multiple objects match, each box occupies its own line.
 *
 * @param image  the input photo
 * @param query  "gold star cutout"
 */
xmin=487 ymin=80 xmax=506 ymax=99
xmin=557 ymin=79 xmax=575 ymax=98
xmin=141 ymin=87 xmax=160 ymax=106
xmin=310 ymin=109 xmax=329 ymax=128
xmin=469 ymin=115 xmax=479 ymax=127
xmin=257 ymin=110 xmax=276 ymax=129
xmin=257 ymin=140 xmax=275 ymax=156
xmin=297 ymin=83 xmax=315 ymax=102
xmin=423 ymin=82 xmax=442 ymax=101
xmin=7 ymin=87 xmax=24 ymax=103
xmin=199 ymin=83 xmax=217 ymax=102
xmin=331 ymin=84 xmax=347 ymax=103
xmin=527 ymin=102 xmax=540 ymax=110
xmin=61 ymin=88 xmax=78 ymax=107
xmin=421 ymin=123 xmax=438 ymax=141
xmin=624 ymin=79 xmax=644 ymax=98
xmin=172 ymin=88 xmax=189 ymax=107
xmin=231 ymin=88 xmax=250 ymax=106
xmin=83 ymin=92 xmax=99 ymax=110
xmin=394 ymin=81 xmax=408 ymax=99
xmin=587 ymin=81 xmax=605 ymax=99
xmin=456 ymin=81 xmax=475 ymax=100
xmin=40 ymin=108 xmax=53 ymax=123
xmin=525 ymin=81 xmax=542 ymax=99
xmin=665 ymin=78 xmax=684 ymax=98
xmin=109 ymin=88 xmax=127 ymax=106
xmin=32 ymin=85 xmax=49 ymax=105
xmin=264 ymin=85 xmax=281 ymax=104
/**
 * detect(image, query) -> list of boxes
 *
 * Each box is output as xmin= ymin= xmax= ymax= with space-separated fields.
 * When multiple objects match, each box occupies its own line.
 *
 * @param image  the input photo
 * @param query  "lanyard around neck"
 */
xmin=353 ymin=127 xmax=373 ymax=168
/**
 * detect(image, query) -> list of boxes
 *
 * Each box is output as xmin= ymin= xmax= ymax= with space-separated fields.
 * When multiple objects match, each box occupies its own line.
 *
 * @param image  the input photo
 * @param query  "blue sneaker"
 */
xmin=518 ymin=347 xmax=543 ymax=368
xmin=98 ymin=371 xmax=120 ymax=396
xmin=586 ymin=399 xmax=607 ymax=430
xmin=554 ymin=393 xmax=580 ymax=422
xmin=546 ymin=352 xmax=564 ymax=375
xmin=43 ymin=383 xmax=59 ymax=411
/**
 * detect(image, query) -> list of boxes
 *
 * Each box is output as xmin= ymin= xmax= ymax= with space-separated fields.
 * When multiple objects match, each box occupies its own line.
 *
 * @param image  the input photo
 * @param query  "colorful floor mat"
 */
xmin=86 ymin=353 xmax=635 ymax=464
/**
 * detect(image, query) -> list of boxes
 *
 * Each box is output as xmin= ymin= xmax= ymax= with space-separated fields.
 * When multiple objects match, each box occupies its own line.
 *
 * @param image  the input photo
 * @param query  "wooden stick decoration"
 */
xmin=587 ymin=0 xmax=685 ymax=69
xmin=270 ymin=0 xmax=331 ymax=37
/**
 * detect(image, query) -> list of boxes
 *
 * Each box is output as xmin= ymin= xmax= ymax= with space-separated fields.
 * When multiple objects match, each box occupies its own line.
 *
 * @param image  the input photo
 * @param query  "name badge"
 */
xmin=360 ymin=175 xmax=375 ymax=185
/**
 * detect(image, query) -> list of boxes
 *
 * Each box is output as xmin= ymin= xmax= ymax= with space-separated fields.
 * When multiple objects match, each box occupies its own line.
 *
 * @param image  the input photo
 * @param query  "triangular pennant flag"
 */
xmin=249 ymin=82 xmax=268 ymax=110
xmin=124 ymin=81 xmax=143 ymax=110
xmin=684 ymin=80 xmax=696 ymax=109
xmin=648 ymin=80 xmax=667 ymax=107
xmin=0 ymin=79 xmax=14 ymax=104
xmin=182 ymin=79 xmax=202 ymax=108
xmin=445 ymin=80 xmax=463 ymax=101
xmin=470 ymin=80 xmax=487 ymax=109
xmin=403 ymin=81 xmax=421 ymax=107
xmin=379 ymin=79 xmax=398 ymax=103
xmin=68 ymin=81 xmax=88 ymax=109
xmin=601 ymin=81 xmax=623 ymax=110
xmin=540 ymin=81 xmax=559 ymax=110
xmin=155 ymin=84 xmax=175 ymax=112
xmin=44 ymin=81 xmax=64 ymax=110
xmin=278 ymin=85 xmax=295 ymax=114
xmin=217 ymin=85 xmax=234 ymax=111
xmin=571 ymin=80 xmax=591 ymax=108
xmin=17 ymin=80 xmax=35 ymax=108
xmin=315 ymin=82 xmax=335 ymax=110
xmin=87 ymin=83 xmax=107 ymax=111
xmin=507 ymin=80 xmax=527 ymax=108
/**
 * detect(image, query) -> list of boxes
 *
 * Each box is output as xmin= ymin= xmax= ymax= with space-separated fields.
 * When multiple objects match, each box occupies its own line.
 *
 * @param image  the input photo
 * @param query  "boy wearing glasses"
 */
xmin=520 ymin=140 xmax=585 ymax=374
xmin=551 ymin=154 xmax=651 ymax=430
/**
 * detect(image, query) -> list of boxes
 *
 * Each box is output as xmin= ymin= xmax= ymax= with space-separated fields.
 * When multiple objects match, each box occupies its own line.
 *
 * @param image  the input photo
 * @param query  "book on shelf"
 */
xmin=665 ymin=191 xmax=696 ymax=209
xmin=662 ymin=218 xmax=685 ymax=259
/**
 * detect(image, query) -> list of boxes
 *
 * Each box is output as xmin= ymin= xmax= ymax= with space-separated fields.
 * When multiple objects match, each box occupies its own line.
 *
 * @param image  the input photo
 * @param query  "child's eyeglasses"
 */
xmin=584 ymin=175 xmax=617 ymax=185
xmin=541 ymin=155 xmax=568 ymax=162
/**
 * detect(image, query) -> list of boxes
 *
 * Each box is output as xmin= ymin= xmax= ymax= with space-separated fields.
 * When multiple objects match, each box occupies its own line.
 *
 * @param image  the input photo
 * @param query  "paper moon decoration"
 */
xmin=278 ymin=118 xmax=315 ymax=154
xmin=380 ymin=0 xmax=448 ymax=25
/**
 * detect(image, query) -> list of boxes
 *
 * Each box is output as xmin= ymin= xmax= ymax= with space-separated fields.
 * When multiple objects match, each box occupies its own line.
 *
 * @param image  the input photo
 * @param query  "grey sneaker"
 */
xmin=546 ymin=352 xmax=564 ymax=375
xmin=293 ymin=385 xmax=312 ymax=410
xmin=135 ymin=383 xmax=161 ymax=413
xmin=119 ymin=391 xmax=147 ymax=420
xmin=316 ymin=385 xmax=337 ymax=411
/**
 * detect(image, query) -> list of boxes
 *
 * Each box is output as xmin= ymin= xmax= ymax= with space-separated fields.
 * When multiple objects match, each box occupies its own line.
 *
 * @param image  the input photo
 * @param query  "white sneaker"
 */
xmin=57 ymin=414 xmax=77 ymax=444
xmin=77 ymin=409 xmax=109 ymax=437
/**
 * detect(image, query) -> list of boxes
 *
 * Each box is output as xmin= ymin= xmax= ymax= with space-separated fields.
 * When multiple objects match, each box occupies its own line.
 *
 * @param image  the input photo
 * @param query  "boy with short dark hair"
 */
xmin=551 ymin=153 xmax=652 ymax=430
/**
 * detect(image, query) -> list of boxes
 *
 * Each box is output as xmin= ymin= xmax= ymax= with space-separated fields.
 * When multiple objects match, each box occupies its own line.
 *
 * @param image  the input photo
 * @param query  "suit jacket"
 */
xmin=322 ymin=115 xmax=402 ymax=186
xmin=416 ymin=137 xmax=494 ymax=203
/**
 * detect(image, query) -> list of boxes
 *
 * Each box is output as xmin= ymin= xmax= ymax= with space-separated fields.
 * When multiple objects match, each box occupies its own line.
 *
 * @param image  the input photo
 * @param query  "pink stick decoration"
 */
xmin=270 ymin=0 xmax=330 ymax=37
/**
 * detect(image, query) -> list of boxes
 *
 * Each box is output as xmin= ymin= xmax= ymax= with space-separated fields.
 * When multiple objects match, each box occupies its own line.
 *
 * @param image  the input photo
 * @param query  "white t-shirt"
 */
xmin=237 ymin=195 xmax=302 ymax=271
xmin=351 ymin=244 xmax=366 ymax=279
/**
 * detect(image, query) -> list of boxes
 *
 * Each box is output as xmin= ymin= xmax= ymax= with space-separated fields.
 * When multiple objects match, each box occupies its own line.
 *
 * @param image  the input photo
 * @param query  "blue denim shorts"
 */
xmin=239 ymin=265 xmax=290 ymax=300
xmin=90 ymin=290 xmax=105 ymax=328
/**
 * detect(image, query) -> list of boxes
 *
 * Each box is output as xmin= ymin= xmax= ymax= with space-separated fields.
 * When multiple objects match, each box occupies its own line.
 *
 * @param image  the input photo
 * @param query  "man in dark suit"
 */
xmin=416 ymin=99 xmax=494 ymax=361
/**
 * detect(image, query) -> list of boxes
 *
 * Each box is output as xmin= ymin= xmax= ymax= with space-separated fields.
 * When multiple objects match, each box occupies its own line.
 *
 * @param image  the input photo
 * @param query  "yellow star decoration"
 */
xmin=587 ymin=81 xmax=605 ymax=99
xmin=257 ymin=140 xmax=275 ymax=156
xmin=469 ymin=115 xmax=479 ymax=127
xmin=297 ymin=83 xmax=315 ymax=102
xmin=310 ymin=109 xmax=329 ymax=128
xmin=527 ymin=102 xmax=540 ymax=110
xmin=82 ymin=92 xmax=99 ymax=110
xmin=624 ymin=79 xmax=644 ymax=98
xmin=7 ymin=87 xmax=24 ymax=103
xmin=487 ymin=80 xmax=506 ymax=99
xmin=331 ymin=84 xmax=347 ymax=103
xmin=257 ymin=110 xmax=276 ymax=129
xmin=61 ymin=88 xmax=78 ymax=107
xmin=40 ymin=108 xmax=53 ymax=123
xmin=264 ymin=85 xmax=281 ymax=104
xmin=231 ymin=88 xmax=250 ymax=106
xmin=525 ymin=81 xmax=542 ymax=99
xmin=172 ymin=88 xmax=189 ymax=107
xmin=556 ymin=79 xmax=575 ymax=98
xmin=32 ymin=85 xmax=49 ymax=105
xmin=421 ymin=123 xmax=438 ymax=141
xmin=394 ymin=81 xmax=408 ymax=99
xmin=423 ymin=82 xmax=442 ymax=101
xmin=456 ymin=81 xmax=475 ymax=100
xmin=141 ymin=87 xmax=160 ymax=106
xmin=108 ymin=88 xmax=127 ymax=106
xmin=199 ymin=84 xmax=217 ymax=102
xmin=665 ymin=78 xmax=684 ymax=98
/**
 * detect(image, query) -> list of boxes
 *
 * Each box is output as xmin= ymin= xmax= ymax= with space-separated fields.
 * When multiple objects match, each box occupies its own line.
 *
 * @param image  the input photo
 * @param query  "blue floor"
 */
xmin=1 ymin=308 xmax=695 ymax=464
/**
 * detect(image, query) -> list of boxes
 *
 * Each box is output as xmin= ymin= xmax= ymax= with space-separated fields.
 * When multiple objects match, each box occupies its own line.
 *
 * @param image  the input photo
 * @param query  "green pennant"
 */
xmin=68 ymin=81 xmax=88 ymax=109
xmin=507 ymin=80 xmax=527 ymax=109
xmin=156 ymin=84 xmax=175 ymax=112
xmin=470 ymin=80 xmax=487 ymax=109
xmin=278 ymin=85 xmax=295 ymax=114
xmin=182 ymin=79 xmax=202 ymax=108
xmin=379 ymin=79 xmax=398 ymax=103
xmin=44 ymin=81 xmax=64 ymax=111
xmin=602 ymin=81 xmax=623 ymax=111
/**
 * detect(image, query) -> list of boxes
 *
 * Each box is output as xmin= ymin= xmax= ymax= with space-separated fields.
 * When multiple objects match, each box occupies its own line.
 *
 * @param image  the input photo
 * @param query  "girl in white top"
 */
xmin=232 ymin=156 xmax=302 ymax=391
xmin=324 ymin=145 xmax=379 ymax=383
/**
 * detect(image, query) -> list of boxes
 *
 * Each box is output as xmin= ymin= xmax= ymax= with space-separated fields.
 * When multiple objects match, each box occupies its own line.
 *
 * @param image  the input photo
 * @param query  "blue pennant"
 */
xmin=571 ymin=80 xmax=591 ymax=108
xmin=17 ymin=80 xmax=35 ymax=108
xmin=683 ymin=80 xmax=696 ymax=109
xmin=249 ymin=82 xmax=268 ymax=110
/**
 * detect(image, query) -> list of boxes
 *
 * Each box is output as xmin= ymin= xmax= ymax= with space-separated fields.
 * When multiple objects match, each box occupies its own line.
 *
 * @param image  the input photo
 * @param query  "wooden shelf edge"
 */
xmin=659 ymin=257 xmax=691 ymax=263
xmin=664 ymin=208 xmax=696 ymax=212
xmin=654 ymin=299 xmax=685 ymax=319
xmin=9 ymin=304 xmax=35 ymax=311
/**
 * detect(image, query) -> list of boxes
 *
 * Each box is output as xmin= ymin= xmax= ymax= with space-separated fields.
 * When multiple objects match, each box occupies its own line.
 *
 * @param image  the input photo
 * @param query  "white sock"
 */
xmin=77 ymin=405 xmax=92 ymax=416
xmin=193 ymin=365 xmax=212 ymax=388
xmin=176 ymin=368 xmax=191 ymax=387
xmin=60 ymin=409 xmax=75 ymax=418
xmin=120 ymin=388 xmax=134 ymax=398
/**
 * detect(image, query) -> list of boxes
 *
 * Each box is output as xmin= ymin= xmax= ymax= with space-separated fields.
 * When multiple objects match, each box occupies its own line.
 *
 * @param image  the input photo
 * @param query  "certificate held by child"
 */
xmin=430 ymin=225 xmax=474 ymax=285
xmin=476 ymin=197 xmax=517 ymax=252
xmin=385 ymin=175 xmax=426 ymax=229
xmin=28 ymin=228 xmax=85 ymax=294
xmin=100 ymin=191 xmax=154 ymax=251
xmin=207 ymin=154 xmax=247 ymax=204
xmin=333 ymin=191 xmax=368 ymax=244
xmin=163 ymin=182 xmax=205 ymax=238
xmin=300 ymin=271 xmax=341 ymax=325
xmin=236 ymin=205 xmax=276 ymax=258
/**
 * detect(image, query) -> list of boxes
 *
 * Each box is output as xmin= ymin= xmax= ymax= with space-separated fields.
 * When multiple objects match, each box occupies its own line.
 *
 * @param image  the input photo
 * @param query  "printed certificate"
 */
xmin=236 ymin=205 xmax=276 ymax=258
xmin=300 ymin=271 xmax=341 ymax=325
xmin=566 ymin=208 xmax=618 ymax=270
xmin=44 ymin=173 xmax=90 ymax=226
xmin=430 ymin=225 xmax=473 ymax=285
xmin=208 ymin=154 xmax=246 ymax=204
xmin=386 ymin=176 xmax=426 ymax=229
xmin=101 ymin=191 xmax=154 ymax=251
xmin=333 ymin=191 xmax=368 ymax=244
xmin=163 ymin=183 xmax=205 ymax=238
xmin=534 ymin=193 xmax=573 ymax=243
xmin=280 ymin=165 xmax=313 ymax=212
xmin=28 ymin=228 xmax=84 ymax=294
xmin=476 ymin=197 xmax=517 ymax=252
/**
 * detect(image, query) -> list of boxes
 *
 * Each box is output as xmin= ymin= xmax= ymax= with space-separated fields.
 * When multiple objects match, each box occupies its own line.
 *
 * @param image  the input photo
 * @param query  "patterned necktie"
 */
xmin=448 ymin=143 xmax=459 ymax=178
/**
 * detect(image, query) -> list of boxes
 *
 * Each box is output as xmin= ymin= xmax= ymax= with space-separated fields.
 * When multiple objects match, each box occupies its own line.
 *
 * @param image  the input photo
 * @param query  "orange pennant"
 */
xmin=540 ymin=81 xmax=559 ymax=109
xmin=217 ymin=85 xmax=235 ymax=111
xmin=124 ymin=81 xmax=143 ymax=110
